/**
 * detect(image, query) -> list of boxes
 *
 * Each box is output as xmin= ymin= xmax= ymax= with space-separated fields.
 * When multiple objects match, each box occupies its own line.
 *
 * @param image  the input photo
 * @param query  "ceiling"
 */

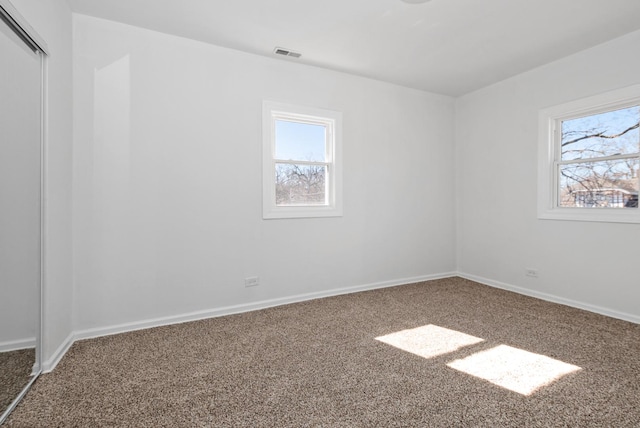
xmin=65 ymin=0 xmax=640 ymax=96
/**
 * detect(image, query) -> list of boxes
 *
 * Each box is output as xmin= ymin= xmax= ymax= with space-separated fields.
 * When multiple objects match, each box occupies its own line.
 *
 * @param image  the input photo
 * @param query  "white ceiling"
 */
xmin=66 ymin=0 xmax=640 ymax=96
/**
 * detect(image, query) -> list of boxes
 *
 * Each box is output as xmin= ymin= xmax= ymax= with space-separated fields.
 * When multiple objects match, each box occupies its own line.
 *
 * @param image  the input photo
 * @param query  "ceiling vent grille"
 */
xmin=274 ymin=47 xmax=301 ymax=58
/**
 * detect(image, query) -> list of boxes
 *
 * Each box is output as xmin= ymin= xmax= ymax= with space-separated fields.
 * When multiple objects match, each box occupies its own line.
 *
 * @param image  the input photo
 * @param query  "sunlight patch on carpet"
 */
xmin=375 ymin=325 xmax=484 ymax=359
xmin=447 ymin=344 xmax=582 ymax=395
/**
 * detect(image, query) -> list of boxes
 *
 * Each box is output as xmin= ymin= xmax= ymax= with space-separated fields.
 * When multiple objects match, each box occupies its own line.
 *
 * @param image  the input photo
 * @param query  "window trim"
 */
xmin=262 ymin=101 xmax=343 ymax=219
xmin=538 ymin=84 xmax=640 ymax=224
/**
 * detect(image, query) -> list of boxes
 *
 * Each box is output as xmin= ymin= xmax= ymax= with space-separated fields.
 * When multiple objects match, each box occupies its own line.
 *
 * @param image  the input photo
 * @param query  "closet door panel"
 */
xmin=0 ymin=15 xmax=41 ymax=358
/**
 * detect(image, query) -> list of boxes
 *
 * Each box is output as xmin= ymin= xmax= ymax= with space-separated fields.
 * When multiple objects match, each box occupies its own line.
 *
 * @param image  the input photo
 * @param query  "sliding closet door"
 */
xmin=0 ymin=7 xmax=42 ymax=410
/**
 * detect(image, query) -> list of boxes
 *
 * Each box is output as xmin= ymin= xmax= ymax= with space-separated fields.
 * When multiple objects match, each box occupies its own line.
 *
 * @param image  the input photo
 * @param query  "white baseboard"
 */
xmin=0 ymin=337 xmax=35 ymax=353
xmin=40 ymin=271 xmax=639 ymax=373
xmin=457 ymin=272 xmax=640 ymax=325
xmin=41 ymin=331 xmax=75 ymax=373
xmin=46 ymin=272 xmax=457 ymax=372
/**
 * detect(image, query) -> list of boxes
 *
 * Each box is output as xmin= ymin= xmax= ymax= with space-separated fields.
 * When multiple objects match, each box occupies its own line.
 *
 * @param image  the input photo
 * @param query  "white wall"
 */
xmin=4 ymin=3 xmax=637 ymax=372
xmin=456 ymin=30 xmax=640 ymax=322
xmin=8 ymin=0 xmax=74 ymax=367
xmin=72 ymin=14 xmax=456 ymax=333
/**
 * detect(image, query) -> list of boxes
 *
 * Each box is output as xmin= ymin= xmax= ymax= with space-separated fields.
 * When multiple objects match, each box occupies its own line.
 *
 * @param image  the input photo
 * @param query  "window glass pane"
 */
xmin=561 ymin=106 xmax=640 ymax=161
xmin=275 ymin=120 xmax=326 ymax=162
xmin=559 ymin=158 xmax=639 ymax=208
xmin=275 ymin=163 xmax=326 ymax=206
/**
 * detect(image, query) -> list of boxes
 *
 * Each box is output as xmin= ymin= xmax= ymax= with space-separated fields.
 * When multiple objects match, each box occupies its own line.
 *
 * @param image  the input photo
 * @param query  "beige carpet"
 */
xmin=5 ymin=277 xmax=640 ymax=427
xmin=0 ymin=349 xmax=34 ymax=416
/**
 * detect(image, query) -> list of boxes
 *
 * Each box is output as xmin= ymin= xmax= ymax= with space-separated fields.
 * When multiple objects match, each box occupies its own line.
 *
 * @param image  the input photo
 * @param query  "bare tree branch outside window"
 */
xmin=275 ymin=164 xmax=326 ymax=205
xmin=559 ymin=106 xmax=639 ymax=208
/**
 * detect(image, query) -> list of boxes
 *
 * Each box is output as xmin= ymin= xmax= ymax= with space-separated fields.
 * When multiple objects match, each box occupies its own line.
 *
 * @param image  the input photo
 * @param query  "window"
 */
xmin=262 ymin=101 xmax=342 ymax=219
xmin=538 ymin=85 xmax=640 ymax=223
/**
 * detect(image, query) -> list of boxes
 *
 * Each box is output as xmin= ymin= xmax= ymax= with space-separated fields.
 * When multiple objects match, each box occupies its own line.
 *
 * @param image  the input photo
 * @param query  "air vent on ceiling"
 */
xmin=274 ymin=47 xmax=301 ymax=58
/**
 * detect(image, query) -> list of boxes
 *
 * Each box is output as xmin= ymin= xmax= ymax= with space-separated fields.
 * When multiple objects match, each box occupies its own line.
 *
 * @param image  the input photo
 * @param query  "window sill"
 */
xmin=538 ymin=208 xmax=640 ymax=224
xmin=263 ymin=205 xmax=343 ymax=220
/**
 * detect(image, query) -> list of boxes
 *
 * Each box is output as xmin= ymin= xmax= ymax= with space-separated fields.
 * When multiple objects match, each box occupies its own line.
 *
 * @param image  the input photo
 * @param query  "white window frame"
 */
xmin=538 ymin=84 xmax=640 ymax=223
xmin=262 ymin=101 xmax=343 ymax=219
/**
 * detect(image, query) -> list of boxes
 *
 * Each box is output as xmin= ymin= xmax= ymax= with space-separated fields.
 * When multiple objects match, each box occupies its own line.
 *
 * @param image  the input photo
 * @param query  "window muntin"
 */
xmin=263 ymin=102 xmax=342 ymax=219
xmin=538 ymin=85 xmax=640 ymax=223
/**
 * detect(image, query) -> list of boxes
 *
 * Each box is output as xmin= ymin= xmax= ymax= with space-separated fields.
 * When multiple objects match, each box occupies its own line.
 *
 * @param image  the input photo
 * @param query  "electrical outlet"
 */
xmin=244 ymin=276 xmax=260 ymax=287
xmin=525 ymin=268 xmax=538 ymax=278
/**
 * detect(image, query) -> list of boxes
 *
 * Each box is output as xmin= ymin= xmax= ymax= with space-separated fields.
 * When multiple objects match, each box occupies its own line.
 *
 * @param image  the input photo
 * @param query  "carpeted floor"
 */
xmin=0 ymin=349 xmax=34 ymax=417
xmin=5 ymin=277 xmax=640 ymax=427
